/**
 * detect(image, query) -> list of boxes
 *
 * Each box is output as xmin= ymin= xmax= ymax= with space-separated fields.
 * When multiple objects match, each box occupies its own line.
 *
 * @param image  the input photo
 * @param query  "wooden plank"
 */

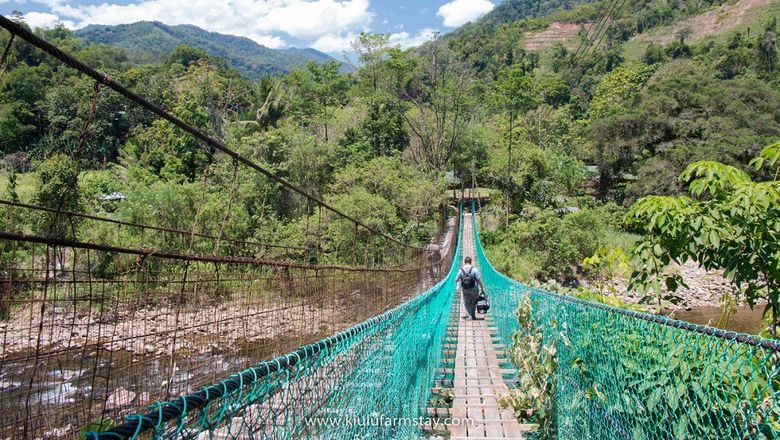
xmin=447 ymin=213 xmax=527 ymax=440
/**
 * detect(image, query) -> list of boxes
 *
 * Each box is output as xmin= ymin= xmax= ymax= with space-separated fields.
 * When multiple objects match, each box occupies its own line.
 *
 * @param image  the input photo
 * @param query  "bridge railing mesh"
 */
xmin=471 ymin=207 xmax=780 ymax=440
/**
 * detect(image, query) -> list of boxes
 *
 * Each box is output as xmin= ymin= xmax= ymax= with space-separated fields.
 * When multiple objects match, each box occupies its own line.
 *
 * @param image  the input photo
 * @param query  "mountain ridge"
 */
xmin=74 ymin=21 xmax=337 ymax=80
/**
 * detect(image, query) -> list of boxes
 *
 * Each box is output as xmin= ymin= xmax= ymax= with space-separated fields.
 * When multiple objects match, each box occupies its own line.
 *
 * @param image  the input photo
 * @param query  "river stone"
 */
xmin=106 ymin=387 xmax=136 ymax=409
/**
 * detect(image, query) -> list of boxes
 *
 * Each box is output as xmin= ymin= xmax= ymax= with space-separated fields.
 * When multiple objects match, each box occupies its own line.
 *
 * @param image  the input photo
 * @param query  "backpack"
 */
xmin=460 ymin=267 xmax=476 ymax=289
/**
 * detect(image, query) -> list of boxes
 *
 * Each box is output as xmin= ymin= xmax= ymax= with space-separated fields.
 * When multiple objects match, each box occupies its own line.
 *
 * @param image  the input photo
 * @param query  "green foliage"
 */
xmin=401 ymin=38 xmax=478 ymax=171
xmin=627 ymin=149 xmax=780 ymax=335
xmin=328 ymin=156 xmax=445 ymax=241
xmin=588 ymin=59 xmax=780 ymax=200
xmin=360 ymin=97 xmax=409 ymax=157
xmin=587 ymin=64 xmax=657 ymax=121
xmin=490 ymin=65 xmax=539 ymax=117
xmin=255 ymin=76 xmax=287 ymax=129
xmin=756 ymin=19 xmax=778 ymax=78
xmin=287 ymin=61 xmax=351 ymax=142
xmin=166 ymin=45 xmax=210 ymax=68
xmin=643 ymin=43 xmax=667 ymax=65
xmin=500 ymin=296 xmax=556 ymax=438
xmin=350 ymin=32 xmax=391 ymax=93
xmin=483 ymin=204 xmax=626 ymax=281
xmin=31 ymin=154 xmax=82 ymax=239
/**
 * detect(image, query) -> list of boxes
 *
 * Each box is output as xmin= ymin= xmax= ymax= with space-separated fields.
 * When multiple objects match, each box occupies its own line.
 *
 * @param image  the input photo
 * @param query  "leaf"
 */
xmin=709 ymin=230 xmax=720 ymax=248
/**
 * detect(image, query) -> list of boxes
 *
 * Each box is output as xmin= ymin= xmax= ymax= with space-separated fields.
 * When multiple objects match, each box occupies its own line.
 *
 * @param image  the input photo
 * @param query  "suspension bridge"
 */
xmin=2 ymin=15 xmax=780 ymax=440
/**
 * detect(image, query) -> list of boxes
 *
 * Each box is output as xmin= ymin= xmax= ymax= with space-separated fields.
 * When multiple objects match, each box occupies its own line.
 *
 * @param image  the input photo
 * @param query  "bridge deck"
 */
xmin=447 ymin=213 xmax=529 ymax=439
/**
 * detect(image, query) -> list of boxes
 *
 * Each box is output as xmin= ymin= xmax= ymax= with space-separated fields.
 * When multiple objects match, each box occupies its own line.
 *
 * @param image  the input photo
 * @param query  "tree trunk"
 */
xmin=505 ymin=112 xmax=514 ymax=231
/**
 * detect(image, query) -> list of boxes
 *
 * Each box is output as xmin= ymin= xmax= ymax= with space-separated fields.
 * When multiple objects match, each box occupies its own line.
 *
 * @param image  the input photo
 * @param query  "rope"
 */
xmin=0 ymin=15 xmax=421 ymax=252
xmin=75 ymin=80 xmax=103 ymax=159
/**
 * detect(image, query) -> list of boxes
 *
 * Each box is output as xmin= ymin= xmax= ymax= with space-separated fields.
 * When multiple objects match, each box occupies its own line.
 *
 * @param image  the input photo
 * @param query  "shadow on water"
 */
xmin=669 ymin=306 xmax=767 ymax=335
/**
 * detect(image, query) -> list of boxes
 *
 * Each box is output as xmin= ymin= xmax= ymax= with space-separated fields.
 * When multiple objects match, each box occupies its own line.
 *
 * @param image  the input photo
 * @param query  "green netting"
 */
xmin=87 ymin=207 xmax=462 ymax=440
xmin=472 ymin=205 xmax=780 ymax=439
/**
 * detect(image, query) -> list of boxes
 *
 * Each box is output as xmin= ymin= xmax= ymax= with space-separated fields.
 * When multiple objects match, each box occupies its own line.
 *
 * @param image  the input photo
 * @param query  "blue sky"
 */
xmin=0 ymin=0 xmax=497 ymax=54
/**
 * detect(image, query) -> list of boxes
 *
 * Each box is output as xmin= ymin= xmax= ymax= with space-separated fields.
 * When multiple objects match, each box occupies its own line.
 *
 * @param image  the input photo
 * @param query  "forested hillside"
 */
xmin=75 ymin=21 xmax=338 ymax=80
xmin=1 ymin=0 xmax=779 ymax=333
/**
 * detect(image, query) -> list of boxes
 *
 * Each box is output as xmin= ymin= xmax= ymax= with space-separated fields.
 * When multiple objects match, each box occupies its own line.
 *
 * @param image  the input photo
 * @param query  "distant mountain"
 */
xmin=74 ymin=21 xmax=339 ymax=80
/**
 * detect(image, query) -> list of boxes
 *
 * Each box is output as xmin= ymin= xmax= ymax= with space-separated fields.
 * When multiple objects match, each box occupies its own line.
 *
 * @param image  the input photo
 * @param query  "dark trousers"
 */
xmin=462 ymin=287 xmax=480 ymax=318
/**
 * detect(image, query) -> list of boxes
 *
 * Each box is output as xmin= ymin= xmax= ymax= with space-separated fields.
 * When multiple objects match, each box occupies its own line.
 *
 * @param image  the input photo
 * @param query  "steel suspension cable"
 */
xmin=0 ymin=199 xmax=306 ymax=252
xmin=573 ymin=0 xmax=630 ymax=68
xmin=569 ymin=0 xmax=623 ymax=69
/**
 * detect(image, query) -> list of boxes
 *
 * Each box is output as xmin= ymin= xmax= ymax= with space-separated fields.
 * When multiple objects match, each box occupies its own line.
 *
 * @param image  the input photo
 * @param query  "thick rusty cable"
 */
xmin=0 ymin=199 xmax=306 ymax=252
xmin=0 ymin=14 xmax=421 ymax=252
xmin=0 ymin=231 xmax=428 ymax=273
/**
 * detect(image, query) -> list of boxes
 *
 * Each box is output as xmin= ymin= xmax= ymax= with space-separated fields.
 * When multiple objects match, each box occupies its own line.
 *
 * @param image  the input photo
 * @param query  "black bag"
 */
xmin=460 ymin=267 xmax=476 ymax=289
xmin=476 ymin=292 xmax=490 ymax=314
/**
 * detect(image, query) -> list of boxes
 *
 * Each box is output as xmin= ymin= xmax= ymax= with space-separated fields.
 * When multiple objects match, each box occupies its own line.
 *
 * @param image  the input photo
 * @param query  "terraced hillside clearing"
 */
xmin=630 ymin=0 xmax=778 ymax=48
xmin=524 ymin=21 xmax=586 ymax=52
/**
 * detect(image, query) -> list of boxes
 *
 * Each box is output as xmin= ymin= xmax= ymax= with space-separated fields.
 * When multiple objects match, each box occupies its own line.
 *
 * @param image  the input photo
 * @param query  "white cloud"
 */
xmin=249 ymin=34 xmax=286 ymax=49
xmin=311 ymin=32 xmax=357 ymax=52
xmin=23 ymin=0 xmax=374 ymax=49
xmin=389 ymin=27 xmax=437 ymax=49
xmin=436 ymin=0 xmax=494 ymax=27
xmin=21 ymin=11 xmax=74 ymax=29
xmin=256 ymin=0 xmax=372 ymax=39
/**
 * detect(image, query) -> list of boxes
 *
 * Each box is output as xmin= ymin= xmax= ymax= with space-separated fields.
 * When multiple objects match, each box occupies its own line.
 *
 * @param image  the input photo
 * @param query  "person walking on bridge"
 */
xmin=456 ymin=256 xmax=486 ymax=320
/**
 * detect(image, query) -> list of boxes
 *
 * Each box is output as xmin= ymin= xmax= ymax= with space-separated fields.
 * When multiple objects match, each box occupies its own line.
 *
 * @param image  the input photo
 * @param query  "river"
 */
xmin=670 ymin=306 xmax=767 ymax=335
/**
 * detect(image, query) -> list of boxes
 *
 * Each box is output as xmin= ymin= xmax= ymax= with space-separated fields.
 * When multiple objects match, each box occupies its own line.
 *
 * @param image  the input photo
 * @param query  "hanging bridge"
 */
xmin=2 ymin=16 xmax=780 ymax=440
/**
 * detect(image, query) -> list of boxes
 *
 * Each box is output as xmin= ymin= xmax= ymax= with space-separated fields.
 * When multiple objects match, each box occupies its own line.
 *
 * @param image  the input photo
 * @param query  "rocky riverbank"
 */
xmin=583 ymin=260 xmax=761 ymax=312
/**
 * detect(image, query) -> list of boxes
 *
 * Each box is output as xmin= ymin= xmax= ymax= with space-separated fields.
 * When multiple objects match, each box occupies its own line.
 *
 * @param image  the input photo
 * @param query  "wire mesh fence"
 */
xmin=90 ymin=213 xmax=458 ymax=439
xmin=472 ymin=204 xmax=780 ymax=439
xmin=0 ymin=204 xmax=456 ymax=438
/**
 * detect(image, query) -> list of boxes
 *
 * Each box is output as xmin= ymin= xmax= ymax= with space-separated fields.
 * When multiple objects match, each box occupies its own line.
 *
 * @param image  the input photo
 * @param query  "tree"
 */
xmin=32 ymin=154 xmax=82 ymax=239
xmin=166 ymin=45 xmax=210 ymax=68
xmin=756 ymin=19 xmax=778 ymax=78
xmin=256 ymin=76 xmax=286 ymax=129
xmin=627 ymin=143 xmax=780 ymax=336
xmin=490 ymin=64 xmax=538 ymax=228
xmin=360 ymin=98 xmax=409 ymax=156
xmin=587 ymin=64 xmax=657 ymax=195
xmin=534 ymin=73 xmax=570 ymax=108
xmin=350 ymin=32 xmax=390 ymax=93
xmin=287 ymin=61 xmax=350 ymax=142
xmin=451 ymin=125 xmax=491 ymax=195
xmin=0 ymin=64 xmax=48 ymax=154
xmin=643 ymin=43 xmax=666 ymax=65
xmin=400 ymin=36 xmax=476 ymax=171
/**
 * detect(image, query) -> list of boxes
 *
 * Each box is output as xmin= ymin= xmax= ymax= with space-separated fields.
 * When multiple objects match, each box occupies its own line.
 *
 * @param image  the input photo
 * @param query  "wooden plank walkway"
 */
xmin=447 ymin=213 xmax=530 ymax=440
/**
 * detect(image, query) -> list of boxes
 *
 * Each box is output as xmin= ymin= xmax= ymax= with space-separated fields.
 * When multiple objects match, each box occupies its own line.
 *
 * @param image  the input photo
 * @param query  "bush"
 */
xmin=484 ymin=203 xmax=629 ymax=282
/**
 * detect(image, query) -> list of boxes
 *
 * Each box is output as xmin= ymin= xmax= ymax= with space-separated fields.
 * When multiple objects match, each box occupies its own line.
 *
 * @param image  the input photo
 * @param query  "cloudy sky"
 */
xmin=0 ymin=0 xmax=497 ymax=53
